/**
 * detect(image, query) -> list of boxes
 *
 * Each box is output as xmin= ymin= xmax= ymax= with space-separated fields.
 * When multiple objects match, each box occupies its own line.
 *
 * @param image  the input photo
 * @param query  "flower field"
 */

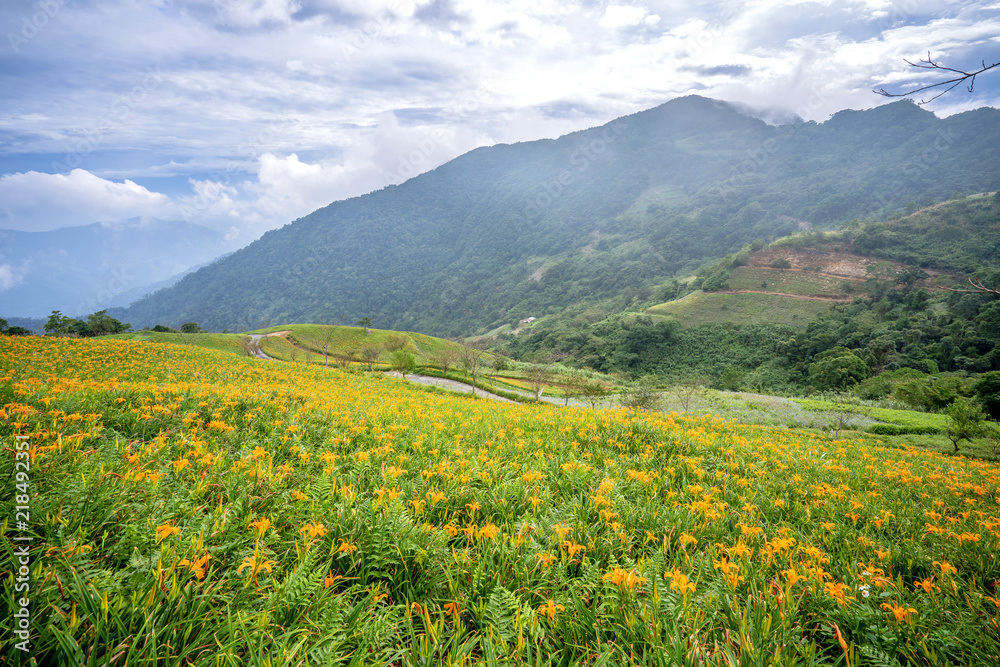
xmin=2 ymin=335 xmax=1000 ymax=665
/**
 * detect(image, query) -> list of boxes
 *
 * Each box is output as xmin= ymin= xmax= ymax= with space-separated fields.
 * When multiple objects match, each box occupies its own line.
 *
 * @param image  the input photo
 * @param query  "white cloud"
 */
xmin=1 ymin=0 xmax=998 ymax=238
xmin=599 ymin=4 xmax=657 ymax=29
xmin=214 ymin=0 xmax=302 ymax=28
xmin=0 ymin=263 xmax=28 ymax=292
xmin=0 ymin=170 xmax=172 ymax=232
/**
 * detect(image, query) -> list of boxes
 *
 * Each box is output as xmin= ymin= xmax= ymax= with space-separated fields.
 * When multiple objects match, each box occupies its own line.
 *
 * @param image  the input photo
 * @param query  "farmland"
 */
xmin=2 ymin=335 xmax=1000 ymax=664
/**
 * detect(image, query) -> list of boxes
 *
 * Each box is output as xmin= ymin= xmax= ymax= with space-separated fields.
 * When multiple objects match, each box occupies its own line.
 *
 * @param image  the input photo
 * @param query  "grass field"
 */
xmin=112 ymin=331 xmax=247 ymax=356
xmin=727 ymin=268 xmax=854 ymax=298
xmin=3 ymin=334 xmax=1000 ymax=664
xmin=645 ymin=291 xmax=834 ymax=328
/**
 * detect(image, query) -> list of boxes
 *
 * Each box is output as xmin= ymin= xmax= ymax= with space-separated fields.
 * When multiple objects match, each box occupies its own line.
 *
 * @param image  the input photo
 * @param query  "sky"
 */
xmin=1 ymin=0 xmax=998 ymax=243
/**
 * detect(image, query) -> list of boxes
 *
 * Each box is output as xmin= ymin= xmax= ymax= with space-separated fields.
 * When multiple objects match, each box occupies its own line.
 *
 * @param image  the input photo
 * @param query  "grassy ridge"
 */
xmin=3 ymin=335 xmax=1000 ymax=664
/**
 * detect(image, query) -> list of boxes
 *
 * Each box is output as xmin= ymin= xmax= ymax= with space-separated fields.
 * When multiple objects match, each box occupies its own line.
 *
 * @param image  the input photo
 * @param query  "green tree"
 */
xmin=973 ymin=371 xmax=1000 ymax=420
xmin=620 ymin=376 xmax=660 ymax=411
xmin=770 ymin=257 xmax=792 ymax=269
xmin=808 ymin=348 xmax=870 ymax=391
xmin=389 ymin=349 xmax=417 ymax=377
xmin=944 ymin=398 xmax=988 ymax=453
xmin=45 ymin=310 xmax=75 ymax=335
xmin=180 ymin=322 xmax=203 ymax=333
xmin=358 ymin=343 xmax=382 ymax=371
xmin=86 ymin=310 xmax=130 ymax=337
xmin=580 ymin=382 xmax=609 ymax=409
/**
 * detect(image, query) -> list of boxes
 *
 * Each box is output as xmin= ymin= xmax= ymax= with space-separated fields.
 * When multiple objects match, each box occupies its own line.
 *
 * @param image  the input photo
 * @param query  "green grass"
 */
xmin=110 ymin=331 xmax=247 ymax=355
xmin=645 ymin=291 xmax=833 ymax=328
xmin=728 ymin=267 xmax=854 ymax=298
xmin=252 ymin=324 xmax=470 ymax=367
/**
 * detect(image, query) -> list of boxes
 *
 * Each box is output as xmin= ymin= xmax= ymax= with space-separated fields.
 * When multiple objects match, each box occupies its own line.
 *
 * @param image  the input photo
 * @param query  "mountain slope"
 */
xmin=0 ymin=217 xmax=231 ymax=317
xmin=116 ymin=96 xmax=1000 ymax=335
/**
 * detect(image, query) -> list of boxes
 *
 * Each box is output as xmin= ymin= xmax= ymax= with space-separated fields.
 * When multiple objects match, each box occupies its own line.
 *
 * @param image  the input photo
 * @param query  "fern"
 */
xmin=267 ymin=546 xmax=324 ymax=626
xmin=485 ymin=585 xmax=520 ymax=642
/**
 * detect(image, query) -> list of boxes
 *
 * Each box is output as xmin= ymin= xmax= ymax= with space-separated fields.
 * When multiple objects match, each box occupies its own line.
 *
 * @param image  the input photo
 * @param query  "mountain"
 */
xmin=116 ymin=96 xmax=1000 ymax=335
xmin=0 ymin=218 xmax=233 ymax=318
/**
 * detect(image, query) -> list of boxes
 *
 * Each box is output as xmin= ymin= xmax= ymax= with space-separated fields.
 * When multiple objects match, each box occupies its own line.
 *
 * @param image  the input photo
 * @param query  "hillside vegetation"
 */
xmin=4 ymin=335 xmax=1000 ymax=664
xmin=502 ymin=195 xmax=1000 ymax=398
xmin=115 ymin=98 xmax=1000 ymax=336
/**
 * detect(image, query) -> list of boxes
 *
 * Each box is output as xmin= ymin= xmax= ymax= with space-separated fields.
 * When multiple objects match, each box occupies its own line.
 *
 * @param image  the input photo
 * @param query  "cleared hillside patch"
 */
xmin=645 ymin=291 xmax=833 ymax=328
xmin=728 ymin=267 xmax=855 ymax=298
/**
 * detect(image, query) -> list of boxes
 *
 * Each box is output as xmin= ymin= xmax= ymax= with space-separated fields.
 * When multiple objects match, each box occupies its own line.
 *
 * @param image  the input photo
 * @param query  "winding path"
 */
xmin=384 ymin=372 xmax=516 ymax=403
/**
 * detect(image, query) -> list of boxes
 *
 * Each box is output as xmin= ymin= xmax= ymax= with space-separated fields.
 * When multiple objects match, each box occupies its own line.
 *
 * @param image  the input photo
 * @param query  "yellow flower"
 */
xmin=300 ymin=523 xmax=327 ymax=539
xmin=880 ymin=603 xmax=917 ymax=623
xmin=823 ymin=581 xmax=855 ymax=606
xmin=156 ymin=522 xmax=180 ymax=542
xmin=238 ymin=556 xmax=275 ymax=585
xmin=478 ymin=523 xmax=501 ymax=540
xmin=934 ymin=560 xmax=957 ymax=576
xmin=678 ymin=532 xmax=698 ymax=549
xmin=562 ymin=540 xmax=586 ymax=559
xmin=665 ymin=569 xmax=696 ymax=594
xmin=536 ymin=552 xmax=556 ymax=567
xmin=249 ymin=517 xmax=272 ymax=535
xmin=337 ymin=538 xmax=358 ymax=554
xmin=782 ymin=568 xmax=805 ymax=587
xmin=538 ymin=599 xmax=565 ymax=619
xmin=552 ymin=523 xmax=571 ymax=541
xmin=178 ymin=553 xmax=211 ymax=579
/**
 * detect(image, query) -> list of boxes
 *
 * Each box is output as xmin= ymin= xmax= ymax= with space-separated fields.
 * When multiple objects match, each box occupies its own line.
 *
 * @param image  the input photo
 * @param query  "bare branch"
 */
xmin=937 ymin=276 xmax=1000 ymax=297
xmin=874 ymin=53 xmax=1000 ymax=105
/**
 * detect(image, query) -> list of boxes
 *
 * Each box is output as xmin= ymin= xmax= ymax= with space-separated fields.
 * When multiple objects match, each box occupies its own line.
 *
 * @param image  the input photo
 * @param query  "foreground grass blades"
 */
xmin=2 ymin=335 xmax=1000 ymax=665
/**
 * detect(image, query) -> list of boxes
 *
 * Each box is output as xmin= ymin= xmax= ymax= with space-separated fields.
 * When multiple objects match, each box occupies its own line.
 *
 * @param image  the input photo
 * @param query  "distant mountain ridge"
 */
xmin=0 ymin=217 xmax=232 ymax=318
xmin=115 ymin=96 xmax=1000 ymax=334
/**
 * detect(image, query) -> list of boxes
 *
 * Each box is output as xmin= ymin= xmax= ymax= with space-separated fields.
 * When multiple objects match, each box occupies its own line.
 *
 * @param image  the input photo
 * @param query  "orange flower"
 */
xmin=249 ymin=517 xmax=272 ymax=535
xmin=178 ymin=553 xmax=211 ymax=579
xmin=300 ymin=523 xmax=327 ymax=540
xmin=155 ymin=522 xmax=180 ymax=542
xmin=881 ymin=603 xmax=918 ymax=623
xmin=537 ymin=599 xmax=565 ymax=619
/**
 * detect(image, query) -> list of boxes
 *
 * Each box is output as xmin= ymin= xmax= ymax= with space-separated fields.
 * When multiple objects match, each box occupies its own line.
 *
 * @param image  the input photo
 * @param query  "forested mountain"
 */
xmin=503 ymin=194 xmax=1000 ymax=393
xmin=116 ymin=96 xmax=1000 ymax=334
xmin=0 ymin=218 xmax=230 ymax=317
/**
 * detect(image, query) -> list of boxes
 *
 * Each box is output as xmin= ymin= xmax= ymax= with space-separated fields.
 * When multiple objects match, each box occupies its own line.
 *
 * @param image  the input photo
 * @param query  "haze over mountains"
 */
xmin=109 ymin=96 xmax=1000 ymax=336
xmin=0 ymin=218 xmax=233 ymax=318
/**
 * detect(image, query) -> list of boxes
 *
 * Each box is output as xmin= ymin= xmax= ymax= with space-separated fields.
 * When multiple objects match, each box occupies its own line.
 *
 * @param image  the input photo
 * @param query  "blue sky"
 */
xmin=1 ymin=0 xmax=998 ymax=242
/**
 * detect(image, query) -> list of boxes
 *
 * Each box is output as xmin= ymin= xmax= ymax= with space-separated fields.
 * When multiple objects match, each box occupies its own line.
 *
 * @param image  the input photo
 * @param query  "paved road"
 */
xmin=384 ymin=372 xmax=517 ymax=403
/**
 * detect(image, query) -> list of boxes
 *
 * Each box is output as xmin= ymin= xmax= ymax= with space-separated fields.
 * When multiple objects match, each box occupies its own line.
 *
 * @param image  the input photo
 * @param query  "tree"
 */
xmin=770 ymin=257 xmax=792 ymax=270
xmin=0 ymin=319 xmax=31 ymax=336
xmin=526 ymin=352 xmax=564 ymax=401
xmin=459 ymin=340 xmax=487 ymax=395
xmin=180 ymin=322 xmax=203 ymax=333
xmin=45 ymin=310 xmax=73 ymax=335
xmin=318 ymin=322 xmax=342 ymax=366
xmin=433 ymin=347 xmax=462 ymax=374
xmin=944 ymin=398 xmax=988 ymax=453
xmin=86 ymin=310 xmax=130 ymax=337
xmin=808 ymin=348 xmax=870 ymax=391
xmin=620 ymin=376 xmax=660 ymax=411
xmin=875 ymin=53 xmax=1000 ymax=105
xmin=580 ymin=381 xmax=608 ymax=409
xmin=973 ymin=371 xmax=1000 ymax=421
xmin=389 ymin=349 xmax=417 ymax=377
xmin=357 ymin=316 xmax=373 ymax=333
xmin=670 ymin=377 xmax=708 ymax=412
xmin=358 ymin=342 xmax=382 ymax=371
